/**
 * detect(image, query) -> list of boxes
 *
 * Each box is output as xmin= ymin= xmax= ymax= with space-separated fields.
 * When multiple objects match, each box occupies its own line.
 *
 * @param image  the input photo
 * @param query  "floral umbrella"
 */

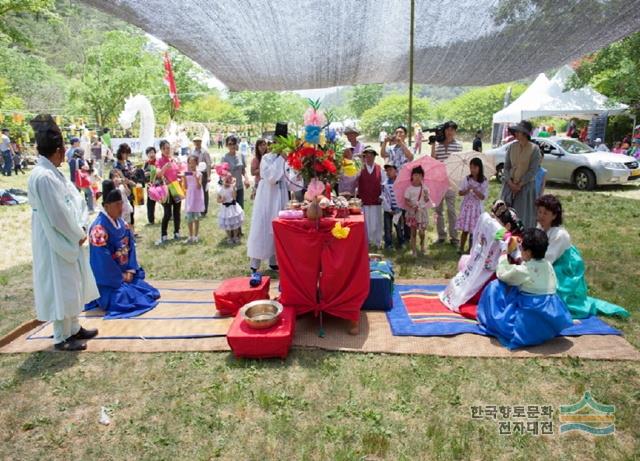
xmin=444 ymin=151 xmax=496 ymax=191
xmin=393 ymin=155 xmax=449 ymax=210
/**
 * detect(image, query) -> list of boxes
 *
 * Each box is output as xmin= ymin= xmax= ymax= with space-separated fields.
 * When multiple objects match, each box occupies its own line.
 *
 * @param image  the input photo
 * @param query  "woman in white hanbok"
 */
xmin=247 ymin=151 xmax=289 ymax=272
xmin=27 ymin=115 xmax=100 ymax=351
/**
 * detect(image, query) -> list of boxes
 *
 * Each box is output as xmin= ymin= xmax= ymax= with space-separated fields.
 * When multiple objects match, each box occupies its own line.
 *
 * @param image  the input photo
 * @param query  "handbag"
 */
xmin=133 ymin=184 xmax=145 ymax=206
xmin=167 ymin=180 xmax=185 ymax=203
xmin=75 ymin=168 xmax=91 ymax=188
xmin=148 ymin=183 xmax=168 ymax=203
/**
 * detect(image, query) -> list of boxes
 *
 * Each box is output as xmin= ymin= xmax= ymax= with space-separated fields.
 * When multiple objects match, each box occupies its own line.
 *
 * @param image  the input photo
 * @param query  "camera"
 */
xmin=425 ymin=124 xmax=446 ymax=145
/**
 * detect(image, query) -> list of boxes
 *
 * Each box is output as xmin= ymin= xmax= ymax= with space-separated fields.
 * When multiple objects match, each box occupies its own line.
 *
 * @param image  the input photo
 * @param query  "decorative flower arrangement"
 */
xmin=272 ymin=99 xmax=344 ymax=197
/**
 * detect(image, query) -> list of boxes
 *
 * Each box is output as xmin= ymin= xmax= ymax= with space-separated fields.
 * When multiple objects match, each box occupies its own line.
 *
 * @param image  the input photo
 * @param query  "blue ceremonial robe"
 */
xmin=86 ymin=211 xmax=160 ymax=318
xmin=477 ymin=280 xmax=573 ymax=350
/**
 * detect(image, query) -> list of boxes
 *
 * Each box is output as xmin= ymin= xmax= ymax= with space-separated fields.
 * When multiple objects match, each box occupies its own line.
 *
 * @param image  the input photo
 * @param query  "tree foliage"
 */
xmin=360 ymin=94 xmax=431 ymax=137
xmin=181 ymin=92 xmax=246 ymax=124
xmin=229 ymin=91 xmax=307 ymax=132
xmin=0 ymin=45 xmax=66 ymax=110
xmin=435 ymin=83 xmax=527 ymax=133
xmin=570 ymin=31 xmax=640 ymax=112
xmin=69 ymin=31 xmax=162 ymax=126
xmin=0 ymin=0 xmax=57 ymax=45
xmin=348 ymin=84 xmax=384 ymax=118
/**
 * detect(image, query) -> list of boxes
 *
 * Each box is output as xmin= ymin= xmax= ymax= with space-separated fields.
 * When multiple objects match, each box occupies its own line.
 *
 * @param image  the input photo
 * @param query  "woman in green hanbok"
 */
xmin=535 ymin=194 xmax=629 ymax=319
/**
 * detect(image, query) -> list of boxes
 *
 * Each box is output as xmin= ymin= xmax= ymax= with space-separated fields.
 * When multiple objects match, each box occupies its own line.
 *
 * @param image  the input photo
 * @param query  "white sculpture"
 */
xmin=118 ymin=94 xmax=156 ymax=158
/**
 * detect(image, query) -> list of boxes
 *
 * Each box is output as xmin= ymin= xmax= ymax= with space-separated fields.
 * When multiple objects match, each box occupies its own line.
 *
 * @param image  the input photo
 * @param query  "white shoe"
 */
xmin=155 ymin=236 xmax=169 ymax=246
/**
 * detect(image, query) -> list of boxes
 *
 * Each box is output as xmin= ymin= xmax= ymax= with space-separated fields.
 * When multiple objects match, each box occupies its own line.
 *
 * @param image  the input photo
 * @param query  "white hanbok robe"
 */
xmin=247 ymin=153 xmax=289 ymax=260
xmin=28 ymin=156 xmax=99 ymax=321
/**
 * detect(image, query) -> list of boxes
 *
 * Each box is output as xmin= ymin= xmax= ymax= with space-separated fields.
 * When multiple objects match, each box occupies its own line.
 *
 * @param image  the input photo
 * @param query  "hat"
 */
xmin=362 ymin=145 xmax=377 ymax=156
xmin=344 ymin=126 xmax=360 ymax=135
xmin=595 ymin=137 xmax=602 ymax=143
xmin=70 ymin=137 xmax=80 ymax=144
xmin=383 ymin=164 xmax=397 ymax=170
xmin=192 ymin=136 xmax=202 ymax=142
xmin=507 ymin=121 xmax=533 ymax=136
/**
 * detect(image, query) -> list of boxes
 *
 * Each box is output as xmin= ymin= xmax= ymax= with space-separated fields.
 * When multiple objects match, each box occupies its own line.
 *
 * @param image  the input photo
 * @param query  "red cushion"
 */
xmin=213 ymin=277 xmax=271 ymax=316
xmin=227 ymin=306 xmax=296 ymax=359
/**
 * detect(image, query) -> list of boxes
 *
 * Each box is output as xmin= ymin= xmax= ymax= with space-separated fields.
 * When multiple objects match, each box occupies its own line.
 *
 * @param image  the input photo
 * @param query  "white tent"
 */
xmin=492 ymin=66 xmax=629 ymax=124
xmin=492 ymin=74 xmax=551 ymax=123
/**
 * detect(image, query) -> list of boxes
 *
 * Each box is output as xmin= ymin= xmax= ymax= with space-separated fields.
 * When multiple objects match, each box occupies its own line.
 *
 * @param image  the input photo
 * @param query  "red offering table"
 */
xmin=273 ymin=214 xmax=369 ymax=322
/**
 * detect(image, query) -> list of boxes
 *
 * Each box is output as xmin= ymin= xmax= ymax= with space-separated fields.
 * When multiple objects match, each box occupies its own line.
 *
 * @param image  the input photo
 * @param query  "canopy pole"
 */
xmin=408 ymin=0 xmax=415 ymax=147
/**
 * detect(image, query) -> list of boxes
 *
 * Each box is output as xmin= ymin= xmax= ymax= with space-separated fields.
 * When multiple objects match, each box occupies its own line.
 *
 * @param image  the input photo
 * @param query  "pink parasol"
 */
xmin=393 ymin=155 xmax=449 ymax=209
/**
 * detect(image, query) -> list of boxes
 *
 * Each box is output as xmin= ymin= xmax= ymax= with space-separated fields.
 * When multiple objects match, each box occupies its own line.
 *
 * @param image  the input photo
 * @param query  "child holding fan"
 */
xmin=455 ymin=157 xmax=488 ymax=254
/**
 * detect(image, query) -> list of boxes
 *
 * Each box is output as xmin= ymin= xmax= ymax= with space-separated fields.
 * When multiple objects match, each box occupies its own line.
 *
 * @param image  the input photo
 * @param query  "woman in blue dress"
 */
xmin=477 ymin=228 xmax=573 ymax=350
xmin=86 ymin=181 xmax=160 ymax=318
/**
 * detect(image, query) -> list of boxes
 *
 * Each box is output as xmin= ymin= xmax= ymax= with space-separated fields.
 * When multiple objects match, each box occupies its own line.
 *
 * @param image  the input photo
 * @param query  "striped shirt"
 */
xmin=434 ymin=139 xmax=463 ymax=162
xmin=382 ymin=178 xmax=399 ymax=212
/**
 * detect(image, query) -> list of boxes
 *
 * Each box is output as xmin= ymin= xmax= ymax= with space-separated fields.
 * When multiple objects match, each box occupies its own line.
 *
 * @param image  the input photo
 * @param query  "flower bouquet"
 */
xmin=272 ymin=99 xmax=344 ymax=197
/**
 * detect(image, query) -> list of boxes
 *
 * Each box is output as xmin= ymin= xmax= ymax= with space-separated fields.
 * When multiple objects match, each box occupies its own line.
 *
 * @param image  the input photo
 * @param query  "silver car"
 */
xmin=486 ymin=136 xmax=640 ymax=190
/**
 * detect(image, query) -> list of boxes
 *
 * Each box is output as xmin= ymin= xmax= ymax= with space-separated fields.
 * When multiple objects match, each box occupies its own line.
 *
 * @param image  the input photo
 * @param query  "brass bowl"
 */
xmin=240 ymin=300 xmax=283 ymax=329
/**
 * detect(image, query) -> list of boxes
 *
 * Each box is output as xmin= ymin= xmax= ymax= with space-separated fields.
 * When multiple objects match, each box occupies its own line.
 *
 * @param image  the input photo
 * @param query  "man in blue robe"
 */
xmin=86 ymin=182 xmax=160 ymax=318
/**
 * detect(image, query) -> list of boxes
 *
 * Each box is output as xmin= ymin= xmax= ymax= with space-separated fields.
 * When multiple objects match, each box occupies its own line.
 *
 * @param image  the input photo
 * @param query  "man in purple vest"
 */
xmin=357 ymin=146 xmax=383 ymax=247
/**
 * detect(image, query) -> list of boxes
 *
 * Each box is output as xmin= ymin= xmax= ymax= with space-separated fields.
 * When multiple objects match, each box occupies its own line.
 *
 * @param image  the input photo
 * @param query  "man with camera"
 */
xmin=431 ymin=120 xmax=462 ymax=245
xmin=381 ymin=126 xmax=414 ymax=169
xmin=381 ymin=126 xmax=414 ymax=245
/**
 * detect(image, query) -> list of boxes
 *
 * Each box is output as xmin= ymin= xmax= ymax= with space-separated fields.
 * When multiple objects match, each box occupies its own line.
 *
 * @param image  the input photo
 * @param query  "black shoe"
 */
xmin=54 ymin=339 xmax=87 ymax=351
xmin=70 ymin=326 xmax=98 ymax=341
xmin=269 ymin=265 xmax=279 ymax=271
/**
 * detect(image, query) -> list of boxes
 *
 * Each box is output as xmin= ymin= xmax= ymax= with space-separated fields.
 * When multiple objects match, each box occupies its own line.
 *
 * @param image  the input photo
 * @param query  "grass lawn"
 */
xmin=1 ymin=157 xmax=639 ymax=460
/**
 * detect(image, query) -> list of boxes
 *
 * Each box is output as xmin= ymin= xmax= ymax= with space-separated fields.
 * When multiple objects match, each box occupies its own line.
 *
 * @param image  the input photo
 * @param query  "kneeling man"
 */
xmin=86 ymin=181 xmax=160 ymax=318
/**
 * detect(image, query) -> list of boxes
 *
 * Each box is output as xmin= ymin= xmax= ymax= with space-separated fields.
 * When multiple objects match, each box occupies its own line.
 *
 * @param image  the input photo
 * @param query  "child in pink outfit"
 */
xmin=182 ymin=155 xmax=205 ymax=243
xmin=455 ymin=157 xmax=488 ymax=254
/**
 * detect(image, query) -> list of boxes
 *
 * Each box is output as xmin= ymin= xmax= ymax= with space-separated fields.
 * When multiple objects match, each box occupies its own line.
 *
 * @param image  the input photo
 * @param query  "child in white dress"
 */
xmin=216 ymin=163 xmax=244 ymax=244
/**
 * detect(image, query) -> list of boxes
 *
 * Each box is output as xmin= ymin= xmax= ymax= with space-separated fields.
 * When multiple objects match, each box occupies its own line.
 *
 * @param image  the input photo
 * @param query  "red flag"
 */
xmin=163 ymin=52 xmax=181 ymax=110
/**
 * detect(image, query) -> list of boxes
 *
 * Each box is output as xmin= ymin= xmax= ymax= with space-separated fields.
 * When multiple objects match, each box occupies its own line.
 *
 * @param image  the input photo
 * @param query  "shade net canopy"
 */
xmin=81 ymin=0 xmax=640 ymax=91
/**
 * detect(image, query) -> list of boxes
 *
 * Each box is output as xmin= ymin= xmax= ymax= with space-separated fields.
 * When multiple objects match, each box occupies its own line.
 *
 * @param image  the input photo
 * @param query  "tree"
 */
xmin=0 ymin=45 xmax=67 ymax=111
xmin=569 ymin=31 xmax=640 ymax=113
xmin=0 ymin=0 xmax=56 ymax=45
xmin=435 ymin=83 xmax=527 ymax=134
xmin=360 ymin=94 xmax=431 ymax=138
xmin=181 ymin=92 xmax=246 ymax=125
xmin=229 ymin=91 xmax=307 ymax=132
xmin=348 ymin=84 xmax=383 ymax=118
xmin=69 ymin=30 xmax=163 ymax=127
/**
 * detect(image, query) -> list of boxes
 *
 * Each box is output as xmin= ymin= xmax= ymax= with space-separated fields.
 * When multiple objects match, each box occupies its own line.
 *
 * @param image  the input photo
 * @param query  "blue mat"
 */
xmin=386 ymin=284 xmax=622 ymax=338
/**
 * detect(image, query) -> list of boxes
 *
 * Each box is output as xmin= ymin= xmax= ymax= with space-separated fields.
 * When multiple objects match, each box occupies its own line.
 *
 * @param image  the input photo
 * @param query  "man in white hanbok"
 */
xmin=247 ymin=151 xmax=289 ymax=272
xmin=27 ymin=115 xmax=100 ymax=351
